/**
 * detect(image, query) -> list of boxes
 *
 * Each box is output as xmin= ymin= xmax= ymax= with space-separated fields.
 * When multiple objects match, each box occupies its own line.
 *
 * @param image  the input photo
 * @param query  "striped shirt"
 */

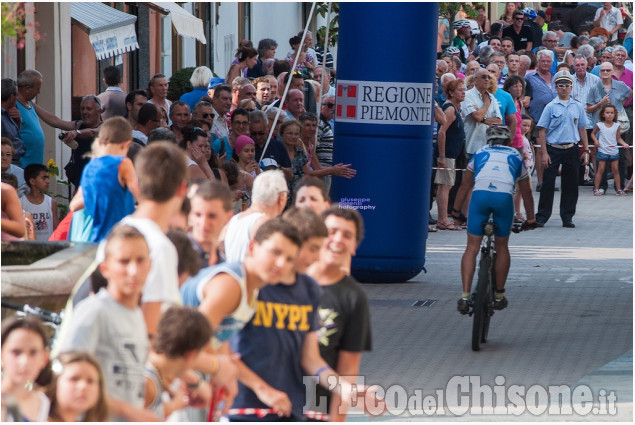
xmin=317 ymin=117 xmax=334 ymax=167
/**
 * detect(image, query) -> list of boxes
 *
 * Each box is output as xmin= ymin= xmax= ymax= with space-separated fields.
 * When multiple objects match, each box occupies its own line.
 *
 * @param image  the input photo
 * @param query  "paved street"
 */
xmin=352 ymin=178 xmax=633 ymax=421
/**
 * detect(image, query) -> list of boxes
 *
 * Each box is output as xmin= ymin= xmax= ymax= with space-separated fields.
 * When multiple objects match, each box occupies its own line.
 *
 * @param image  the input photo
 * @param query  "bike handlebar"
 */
xmin=1 ymin=300 xmax=63 ymax=326
xmin=511 ymin=220 xmax=537 ymax=233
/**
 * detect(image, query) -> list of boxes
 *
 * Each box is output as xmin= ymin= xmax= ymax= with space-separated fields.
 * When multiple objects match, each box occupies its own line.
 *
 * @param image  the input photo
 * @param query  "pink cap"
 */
xmin=234 ymin=135 xmax=255 ymax=154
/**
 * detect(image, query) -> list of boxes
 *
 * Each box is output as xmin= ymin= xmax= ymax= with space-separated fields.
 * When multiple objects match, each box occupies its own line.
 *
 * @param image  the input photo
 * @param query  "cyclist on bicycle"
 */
xmin=456 ymin=126 xmax=536 ymax=314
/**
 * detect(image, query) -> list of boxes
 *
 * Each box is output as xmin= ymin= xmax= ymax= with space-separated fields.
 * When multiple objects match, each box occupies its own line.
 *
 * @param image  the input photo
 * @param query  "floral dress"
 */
xmin=286 ymin=51 xmax=315 ymax=75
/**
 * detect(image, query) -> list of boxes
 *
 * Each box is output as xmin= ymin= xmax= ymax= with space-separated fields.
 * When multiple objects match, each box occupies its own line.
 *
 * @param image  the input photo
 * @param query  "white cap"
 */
xmin=259 ymin=158 xmax=279 ymax=169
xmin=554 ymin=70 xmax=573 ymax=83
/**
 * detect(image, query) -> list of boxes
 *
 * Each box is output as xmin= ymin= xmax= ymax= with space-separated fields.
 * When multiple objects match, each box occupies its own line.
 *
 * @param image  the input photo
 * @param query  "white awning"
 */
xmin=70 ymin=2 xmax=139 ymax=60
xmin=150 ymin=2 xmax=207 ymax=44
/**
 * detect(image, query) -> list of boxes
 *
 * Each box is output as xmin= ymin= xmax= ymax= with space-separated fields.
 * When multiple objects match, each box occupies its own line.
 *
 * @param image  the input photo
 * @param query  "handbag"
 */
xmin=617 ymin=108 xmax=630 ymax=133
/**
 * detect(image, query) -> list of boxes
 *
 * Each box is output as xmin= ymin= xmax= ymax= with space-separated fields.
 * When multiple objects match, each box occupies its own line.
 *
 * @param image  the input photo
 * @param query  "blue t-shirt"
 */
xmin=494 ymin=89 xmax=517 ymax=125
xmin=179 ymin=87 xmax=208 ymax=111
xmin=17 ymin=101 xmax=45 ymax=167
xmin=210 ymin=134 xmax=233 ymax=161
xmin=81 ymin=155 xmax=135 ymax=242
xmin=228 ymin=274 xmax=322 ymax=420
xmin=526 ymin=72 xmax=557 ymax=124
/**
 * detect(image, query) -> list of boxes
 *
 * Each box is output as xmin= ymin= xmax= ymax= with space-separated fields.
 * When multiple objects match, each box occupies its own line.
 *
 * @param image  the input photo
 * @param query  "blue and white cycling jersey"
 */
xmin=467 ymin=145 xmax=529 ymax=196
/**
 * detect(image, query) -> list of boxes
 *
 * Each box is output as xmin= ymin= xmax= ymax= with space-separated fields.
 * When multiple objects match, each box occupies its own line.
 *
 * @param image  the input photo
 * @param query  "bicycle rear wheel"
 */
xmin=472 ymin=253 xmax=492 ymax=351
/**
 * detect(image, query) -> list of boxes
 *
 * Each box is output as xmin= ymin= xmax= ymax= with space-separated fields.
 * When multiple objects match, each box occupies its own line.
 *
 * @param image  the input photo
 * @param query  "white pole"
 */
xmin=258 ymin=2 xmax=317 ymax=163
xmin=315 ymin=2 xmax=332 ymax=117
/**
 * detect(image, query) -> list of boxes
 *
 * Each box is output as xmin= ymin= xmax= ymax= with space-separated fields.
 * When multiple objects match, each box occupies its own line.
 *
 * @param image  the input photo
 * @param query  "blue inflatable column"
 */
xmin=331 ymin=2 xmax=439 ymax=283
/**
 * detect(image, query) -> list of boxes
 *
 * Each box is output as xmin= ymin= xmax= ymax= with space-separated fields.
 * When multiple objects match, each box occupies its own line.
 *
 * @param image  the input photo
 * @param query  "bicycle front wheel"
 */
xmin=472 ymin=253 xmax=492 ymax=351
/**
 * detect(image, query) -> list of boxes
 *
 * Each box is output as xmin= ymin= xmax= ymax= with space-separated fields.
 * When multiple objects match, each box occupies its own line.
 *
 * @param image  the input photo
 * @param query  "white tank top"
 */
xmin=596 ymin=122 xmax=620 ymax=156
xmin=223 ymin=211 xmax=266 ymax=263
xmin=19 ymin=195 xmax=54 ymax=241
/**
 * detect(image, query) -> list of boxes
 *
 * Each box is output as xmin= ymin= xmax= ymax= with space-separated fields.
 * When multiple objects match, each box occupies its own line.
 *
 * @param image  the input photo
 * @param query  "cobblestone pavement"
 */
xmin=350 ymin=179 xmax=633 ymax=422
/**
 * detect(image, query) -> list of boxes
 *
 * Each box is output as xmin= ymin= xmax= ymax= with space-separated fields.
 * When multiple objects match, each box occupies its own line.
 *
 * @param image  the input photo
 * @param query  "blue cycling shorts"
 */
xmin=467 ymin=191 xmax=514 ymax=238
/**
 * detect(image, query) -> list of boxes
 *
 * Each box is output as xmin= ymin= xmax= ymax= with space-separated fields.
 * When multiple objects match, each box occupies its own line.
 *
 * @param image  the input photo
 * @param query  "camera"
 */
xmin=58 ymin=132 xmax=79 ymax=149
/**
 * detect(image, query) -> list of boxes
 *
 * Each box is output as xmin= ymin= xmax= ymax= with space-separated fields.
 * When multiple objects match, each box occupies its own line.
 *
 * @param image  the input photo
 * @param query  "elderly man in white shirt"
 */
xmin=451 ymin=68 xmax=502 ymax=226
xmin=571 ymin=54 xmax=600 ymax=184
xmin=593 ymin=2 xmax=623 ymax=43
xmin=461 ymin=68 xmax=503 ymax=156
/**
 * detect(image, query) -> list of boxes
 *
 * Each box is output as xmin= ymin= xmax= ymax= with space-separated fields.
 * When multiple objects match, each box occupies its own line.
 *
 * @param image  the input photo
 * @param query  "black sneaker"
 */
xmin=493 ymin=295 xmax=508 ymax=310
xmin=457 ymin=298 xmax=470 ymax=315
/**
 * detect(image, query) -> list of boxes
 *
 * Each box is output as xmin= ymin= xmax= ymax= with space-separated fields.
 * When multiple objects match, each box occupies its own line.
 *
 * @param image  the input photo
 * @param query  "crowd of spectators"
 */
xmin=0 ymin=26 xmax=387 ymax=422
xmin=430 ymin=3 xmax=633 ymax=232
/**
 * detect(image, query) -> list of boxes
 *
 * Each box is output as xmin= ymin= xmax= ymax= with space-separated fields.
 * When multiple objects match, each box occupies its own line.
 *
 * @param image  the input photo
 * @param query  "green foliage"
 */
xmin=316 ymin=2 xmax=339 ymax=48
xmin=167 ymin=67 xmax=196 ymax=102
xmin=1 ymin=3 xmax=41 ymax=49
xmin=439 ymin=2 xmax=487 ymax=41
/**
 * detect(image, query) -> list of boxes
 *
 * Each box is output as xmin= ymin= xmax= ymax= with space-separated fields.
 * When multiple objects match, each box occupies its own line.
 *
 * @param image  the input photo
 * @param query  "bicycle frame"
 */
xmin=470 ymin=218 xmax=497 ymax=351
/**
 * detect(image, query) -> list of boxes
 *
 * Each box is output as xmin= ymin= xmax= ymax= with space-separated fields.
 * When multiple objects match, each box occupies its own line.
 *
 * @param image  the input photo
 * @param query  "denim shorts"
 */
xmin=597 ymin=151 xmax=619 ymax=161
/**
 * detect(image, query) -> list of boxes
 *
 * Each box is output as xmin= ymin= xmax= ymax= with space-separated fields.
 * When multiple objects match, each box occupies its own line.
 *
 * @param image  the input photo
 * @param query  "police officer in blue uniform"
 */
xmin=535 ymin=70 xmax=590 ymax=228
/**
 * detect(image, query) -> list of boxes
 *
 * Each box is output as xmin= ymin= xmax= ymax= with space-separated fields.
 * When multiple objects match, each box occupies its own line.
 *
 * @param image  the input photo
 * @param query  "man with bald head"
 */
xmin=239 ymin=83 xmax=257 ymax=104
xmin=518 ymin=55 xmax=532 ymax=77
xmin=436 ymin=60 xmax=449 ymax=78
xmin=285 ymin=89 xmax=305 ymax=120
xmin=465 ymin=60 xmax=481 ymax=79
xmin=436 ymin=60 xmax=451 ymax=104
xmin=486 ymin=63 xmax=517 ymax=138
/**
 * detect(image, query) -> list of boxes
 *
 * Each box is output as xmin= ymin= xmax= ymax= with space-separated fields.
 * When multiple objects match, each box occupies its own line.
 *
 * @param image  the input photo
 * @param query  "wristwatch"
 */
xmin=76 ymin=129 xmax=82 ymax=136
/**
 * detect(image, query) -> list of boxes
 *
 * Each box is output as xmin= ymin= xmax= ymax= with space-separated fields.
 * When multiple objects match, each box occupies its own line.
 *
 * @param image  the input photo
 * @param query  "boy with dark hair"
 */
xmin=144 ymin=306 xmax=213 ymax=420
xmin=132 ymin=103 xmax=161 ymax=145
xmin=181 ymin=217 xmax=302 ymax=413
xmin=98 ymin=65 xmax=126 ymax=120
xmin=228 ymin=207 xmax=326 ymax=420
xmin=294 ymin=176 xmax=330 ymax=214
xmin=229 ymin=208 xmax=383 ymax=421
xmin=166 ymin=228 xmax=203 ymax=286
xmin=125 ymin=89 xmax=148 ymax=127
xmin=123 ymin=142 xmax=188 ymax=339
xmin=58 ymin=224 xmax=158 ymax=421
xmin=69 ymin=116 xmax=139 ymax=242
xmin=182 ymin=217 xmax=302 ymax=341
xmin=54 ymin=144 xmax=188 ymax=357
xmin=19 ymin=163 xmax=58 ymax=241
xmin=187 ymin=180 xmax=234 ymax=266
xmin=307 ymin=206 xmax=372 ymax=421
